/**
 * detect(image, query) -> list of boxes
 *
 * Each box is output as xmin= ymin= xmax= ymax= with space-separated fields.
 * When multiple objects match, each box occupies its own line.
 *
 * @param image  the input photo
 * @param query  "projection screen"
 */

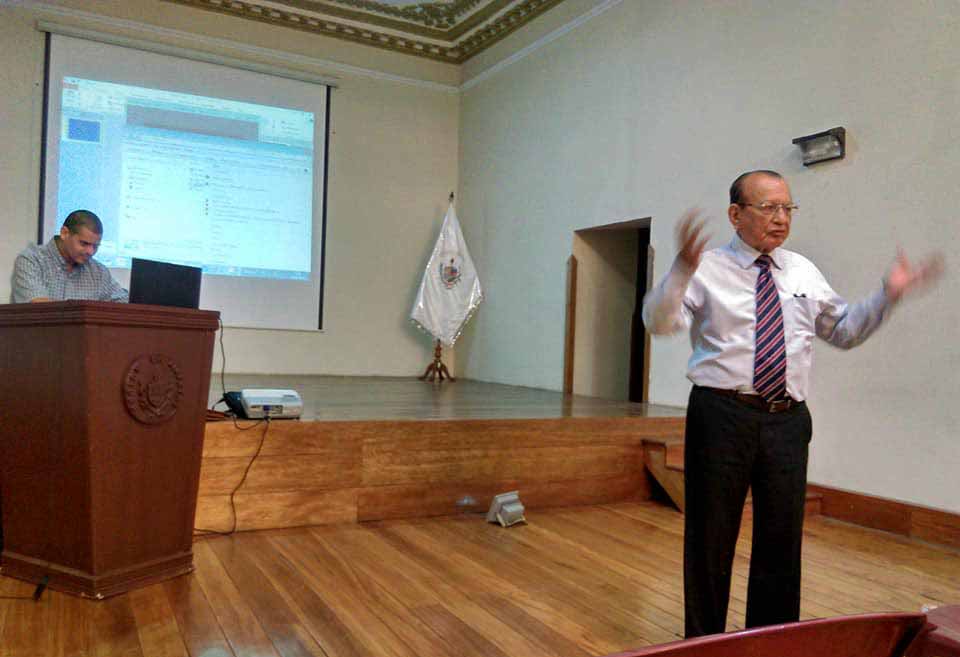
xmin=41 ymin=33 xmax=330 ymax=330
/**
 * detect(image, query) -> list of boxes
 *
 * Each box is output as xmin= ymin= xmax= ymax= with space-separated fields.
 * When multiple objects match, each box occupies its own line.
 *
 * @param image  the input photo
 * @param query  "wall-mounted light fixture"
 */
xmin=792 ymin=127 xmax=845 ymax=166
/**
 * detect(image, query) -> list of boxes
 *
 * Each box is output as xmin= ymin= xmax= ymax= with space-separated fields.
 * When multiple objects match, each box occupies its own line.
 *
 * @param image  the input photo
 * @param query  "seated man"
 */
xmin=12 ymin=209 xmax=128 ymax=303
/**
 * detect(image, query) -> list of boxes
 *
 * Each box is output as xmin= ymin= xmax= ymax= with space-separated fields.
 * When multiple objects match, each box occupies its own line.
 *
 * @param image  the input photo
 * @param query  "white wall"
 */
xmin=0 ymin=0 xmax=461 ymax=376
xmin=458 ymin=0 xmax=960 ymax=512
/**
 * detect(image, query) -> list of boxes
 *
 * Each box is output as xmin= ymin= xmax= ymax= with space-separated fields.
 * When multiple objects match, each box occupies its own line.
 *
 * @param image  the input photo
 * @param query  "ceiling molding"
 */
xmin=11 ymin=1 xmax=460 ymax=93
xmin=278 ymin=0 xmax=488 ymax=30
xmin=5 ymin=0 xmax=623 ymax=92
xmin=161 ymin=0 xmax=569 ymax=64
xmin=263 ymin=0 xmax=512 ymax=39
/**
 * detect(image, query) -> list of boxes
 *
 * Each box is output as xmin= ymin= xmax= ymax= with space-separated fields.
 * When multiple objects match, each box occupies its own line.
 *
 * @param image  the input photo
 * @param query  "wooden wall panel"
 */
xmin=196 ymin=415 xmax=679 ymax=531
xmin=357 ymin=473 xmax=653 ymax=522
xmin=808 ymin=484 xmax=960 ymax=550
xmin=198 ymin=453 xmax=361 ymax=495
xmin=203 ymin=420 xmax=370 ymax=457
xmin=809 ymin=485 xmax=913 ymax=535
xmin=363 ymin=445 xmax=642 ymax=486
xmin=912 ymin=507 xmax=960 ymax=548
xmin=195 ymin=489 xmax=358 ymax=533
xmin=359 ymin=417 xmax=684 ymax=448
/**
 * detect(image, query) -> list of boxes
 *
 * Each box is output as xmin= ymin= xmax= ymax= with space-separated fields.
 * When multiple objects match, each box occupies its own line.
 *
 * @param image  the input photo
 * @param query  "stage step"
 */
xmin=642 ymin=436 xmax=823 ymax=516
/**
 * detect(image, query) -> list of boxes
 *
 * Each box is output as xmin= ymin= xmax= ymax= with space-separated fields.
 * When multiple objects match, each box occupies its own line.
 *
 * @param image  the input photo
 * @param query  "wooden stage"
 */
xmin=197 ymin=376 xmax=686 ymax=533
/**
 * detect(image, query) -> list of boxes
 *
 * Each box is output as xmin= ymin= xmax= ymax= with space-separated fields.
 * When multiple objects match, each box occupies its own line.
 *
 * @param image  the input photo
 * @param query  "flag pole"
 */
xmin=418 ymin=339 xmax=455 ymax=382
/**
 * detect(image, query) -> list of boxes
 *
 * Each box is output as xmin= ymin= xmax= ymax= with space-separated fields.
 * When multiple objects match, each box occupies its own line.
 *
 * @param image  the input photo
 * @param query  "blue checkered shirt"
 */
xmin=12 ymin=238 xmax=128 ymax=303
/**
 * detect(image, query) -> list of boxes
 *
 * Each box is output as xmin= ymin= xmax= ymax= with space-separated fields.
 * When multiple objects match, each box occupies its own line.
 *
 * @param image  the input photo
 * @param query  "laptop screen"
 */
xmin=128 ymin=258 xmax=202 ymax=309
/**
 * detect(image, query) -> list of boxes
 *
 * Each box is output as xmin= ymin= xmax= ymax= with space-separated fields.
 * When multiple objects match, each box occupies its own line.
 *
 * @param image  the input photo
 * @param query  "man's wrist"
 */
xmin=881 ymin=277 xmax=904 ymax=305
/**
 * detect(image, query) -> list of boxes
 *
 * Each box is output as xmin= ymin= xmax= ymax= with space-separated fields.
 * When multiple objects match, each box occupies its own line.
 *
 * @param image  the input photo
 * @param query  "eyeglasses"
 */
xmin=738 ymin=202 xmax=799 ymax=217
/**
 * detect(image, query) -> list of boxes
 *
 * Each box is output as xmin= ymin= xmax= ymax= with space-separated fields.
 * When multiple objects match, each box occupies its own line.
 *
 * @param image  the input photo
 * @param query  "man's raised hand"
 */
xmin=884 ymin=249 xmax=945 ymax=303
xmin=676 ymin=209 xmax=710 ymax=271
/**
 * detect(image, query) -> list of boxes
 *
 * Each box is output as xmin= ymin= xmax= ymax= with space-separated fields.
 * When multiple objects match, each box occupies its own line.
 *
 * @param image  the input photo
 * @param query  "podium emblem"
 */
xmin=124 ymin=354 xmax=184 ymax=424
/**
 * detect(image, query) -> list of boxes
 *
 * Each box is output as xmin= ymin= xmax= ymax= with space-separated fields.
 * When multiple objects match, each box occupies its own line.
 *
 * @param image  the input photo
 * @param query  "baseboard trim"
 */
xmin=808 ymin=483 xmax=960 ymax=550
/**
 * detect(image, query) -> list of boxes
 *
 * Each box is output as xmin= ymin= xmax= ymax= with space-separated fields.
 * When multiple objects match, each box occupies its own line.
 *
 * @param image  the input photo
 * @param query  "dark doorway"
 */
xmin=629 ymin=226 xmax=651 ymax=402
xmin=566 ymin=219 xmax=651 ymax=402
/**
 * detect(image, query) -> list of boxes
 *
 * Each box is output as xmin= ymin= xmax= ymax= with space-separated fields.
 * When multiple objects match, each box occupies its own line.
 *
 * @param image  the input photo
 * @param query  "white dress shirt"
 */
xmin=642 ymin=235 xmax=892 ymax=401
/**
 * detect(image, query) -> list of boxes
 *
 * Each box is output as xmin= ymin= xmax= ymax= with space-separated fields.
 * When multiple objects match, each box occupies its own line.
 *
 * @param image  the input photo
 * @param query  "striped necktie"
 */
xmin=753 ymin=255 xmax=787 ymax=401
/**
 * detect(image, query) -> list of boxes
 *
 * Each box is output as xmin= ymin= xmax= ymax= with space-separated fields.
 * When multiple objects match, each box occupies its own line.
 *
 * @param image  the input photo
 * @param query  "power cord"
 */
xmin=209 ymin=316 xmax=228 ymax=412
xmin=194 ymin=417 xmax=270 ymax=537
xmin=0 ymin=574 xmax=50 ymax=602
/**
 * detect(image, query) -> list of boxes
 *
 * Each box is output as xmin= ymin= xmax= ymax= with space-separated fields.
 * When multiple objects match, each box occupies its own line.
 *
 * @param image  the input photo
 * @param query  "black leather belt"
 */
xmin=701 ymin=386 xmax=799 ymax=414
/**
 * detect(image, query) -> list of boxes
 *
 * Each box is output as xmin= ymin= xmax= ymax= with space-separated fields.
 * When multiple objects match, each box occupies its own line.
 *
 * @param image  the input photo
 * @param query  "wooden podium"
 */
xmin=0 ymin=301 xmax=219 ymax=598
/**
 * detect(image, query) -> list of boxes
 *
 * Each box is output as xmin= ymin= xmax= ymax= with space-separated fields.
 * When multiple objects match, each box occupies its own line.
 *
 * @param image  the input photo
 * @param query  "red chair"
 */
xmin=605 ymin=612 xmax=927 ymax=657
xmin=906 ymin=606 xmax=960 ymax=657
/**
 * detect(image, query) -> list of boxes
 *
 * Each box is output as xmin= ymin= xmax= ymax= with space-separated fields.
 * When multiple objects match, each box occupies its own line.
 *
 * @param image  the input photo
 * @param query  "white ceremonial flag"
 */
xmin=410 ymin=201 xmax=483 ymax=347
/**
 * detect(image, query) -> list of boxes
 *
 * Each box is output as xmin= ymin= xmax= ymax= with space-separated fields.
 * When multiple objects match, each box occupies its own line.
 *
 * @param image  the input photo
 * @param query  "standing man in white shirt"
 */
xmin=642 ymin=170 xmax=943 ymax=638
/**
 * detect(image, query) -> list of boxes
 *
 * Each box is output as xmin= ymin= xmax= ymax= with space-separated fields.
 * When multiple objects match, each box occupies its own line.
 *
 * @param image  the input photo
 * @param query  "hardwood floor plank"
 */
xmin=236 ymin=532 xmax=368 ymax=657
xmin=393 ymin=517 xmax=673 ymax=648
xmin=470 ymin=593 xmax=595 ymax=657
xmin=310 ymin=525 xmax=552 ymax=657
xmin=90 ymin=595 xmax=144 ymax=657
xmin=306 ymin=529 xmax=463 ymax=657
xmin=410 ymin=605 xmax=511 ymax=657
xmin=51 ymin=589 xmax=92 ymax=657
xmin=519 ymin=513 xmax=683 ymax=613
xmin=267 ymin=530 xmax=432 ymax=657
xmin=163 ymin=573 xmax=236 ymax=657
xmin=0 ymin=584 xmax=60 ymax=657
xmin=0 ymin=576 xmax=30 ymax=646
xmin=207 ymin=536 xmax=327 ymax=657
xmin=128 ymin=584 xmax=190 ymax=657
xmin=191 ymin=539 xmax=282 ymax=657
xmin=449 ymin=514 xmax=683 ymax=639
xmin=376 ymin=523 xmax=623 ymax=656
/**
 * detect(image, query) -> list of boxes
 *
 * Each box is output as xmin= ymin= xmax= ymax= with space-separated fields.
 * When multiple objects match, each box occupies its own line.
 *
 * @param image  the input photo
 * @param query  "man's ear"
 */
xmin=59 ymin=225 xmax=70 ymax=240
xmin=728 ymin=203 xmax=740 ymax=231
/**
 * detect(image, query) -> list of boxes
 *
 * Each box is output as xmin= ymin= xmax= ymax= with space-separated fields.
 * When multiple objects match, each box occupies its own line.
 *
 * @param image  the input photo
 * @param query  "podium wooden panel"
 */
xmin=0 ymin=301 xmax=218 ymax=598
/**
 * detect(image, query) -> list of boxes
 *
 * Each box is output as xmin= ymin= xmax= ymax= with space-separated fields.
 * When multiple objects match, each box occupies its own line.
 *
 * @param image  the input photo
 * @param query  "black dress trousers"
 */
xmin=683 ymin=385 xmax=812 ymax=638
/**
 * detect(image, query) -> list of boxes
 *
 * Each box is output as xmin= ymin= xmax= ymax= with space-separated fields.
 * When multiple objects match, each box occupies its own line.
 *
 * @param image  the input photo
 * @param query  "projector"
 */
xmin=239 ymin=389 xmax=303 ymax=419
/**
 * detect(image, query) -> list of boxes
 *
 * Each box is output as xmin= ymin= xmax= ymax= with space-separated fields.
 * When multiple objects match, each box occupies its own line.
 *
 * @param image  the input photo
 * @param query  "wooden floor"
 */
xmin=207 ymin=375 xmax=685 ymax=420
xmin=2 ymin=501 xmax=957 ymax=657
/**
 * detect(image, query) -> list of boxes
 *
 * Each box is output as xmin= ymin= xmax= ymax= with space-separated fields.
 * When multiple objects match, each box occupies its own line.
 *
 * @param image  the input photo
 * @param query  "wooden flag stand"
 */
xmin=419 ymin=339 xmax=455 ymax=382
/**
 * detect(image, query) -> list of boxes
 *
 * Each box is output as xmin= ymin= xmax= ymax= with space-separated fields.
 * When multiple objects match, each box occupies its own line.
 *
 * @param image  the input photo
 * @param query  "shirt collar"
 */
xmin=729 ymin=234 xmax=783 ymax=270
xmin=46 ymin=236 xmax=80 ymax=272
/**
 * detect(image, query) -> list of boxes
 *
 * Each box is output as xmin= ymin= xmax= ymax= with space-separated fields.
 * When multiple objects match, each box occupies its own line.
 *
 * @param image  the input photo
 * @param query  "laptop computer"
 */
xmin=128 ymin=258 xmax=202 ymax=309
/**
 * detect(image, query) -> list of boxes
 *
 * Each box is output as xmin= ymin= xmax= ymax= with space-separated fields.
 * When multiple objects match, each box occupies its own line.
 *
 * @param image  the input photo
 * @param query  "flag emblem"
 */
xmin=440 ymin=258 xmax=462 ymax=288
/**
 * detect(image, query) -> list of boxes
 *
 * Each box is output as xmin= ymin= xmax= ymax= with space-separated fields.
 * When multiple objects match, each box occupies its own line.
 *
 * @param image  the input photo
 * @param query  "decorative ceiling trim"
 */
xmin=267 ymin=0 xmax=490 ymax=35
xmin=455 ymin=0 xmax=566 ymax=61
xmin=266 ymin=0 xmax=514 ymax=41
xmin=305 ymin=0 xmax=484 ymax=29
xmin=17 ymin=2 xmax=460 ymax=93
xmin=10 ymin=0 xmax=621 ymax=91
xmin=161 ymin=0 xmax=568 ymax=64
